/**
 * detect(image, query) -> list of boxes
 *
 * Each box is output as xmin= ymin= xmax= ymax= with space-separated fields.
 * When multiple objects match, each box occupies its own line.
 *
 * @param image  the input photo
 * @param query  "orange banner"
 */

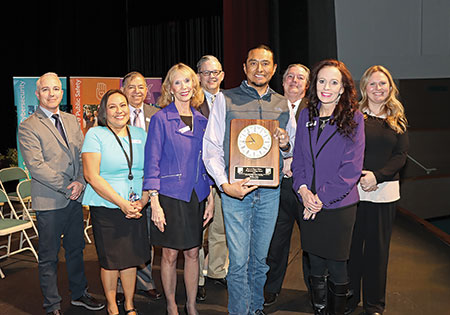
xmin=70 ymin=77 xmax=121 ymax=134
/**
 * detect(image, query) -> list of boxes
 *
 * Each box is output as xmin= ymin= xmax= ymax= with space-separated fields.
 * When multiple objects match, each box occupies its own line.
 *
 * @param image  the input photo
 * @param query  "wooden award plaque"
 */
xmin=229 ymin=119 xmax=280 ymax=187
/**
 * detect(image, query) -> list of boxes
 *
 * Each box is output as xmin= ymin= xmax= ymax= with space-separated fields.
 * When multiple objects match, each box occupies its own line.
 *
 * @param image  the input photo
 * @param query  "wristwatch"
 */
xmin=149 ymin=191 xmax=159 ymax=197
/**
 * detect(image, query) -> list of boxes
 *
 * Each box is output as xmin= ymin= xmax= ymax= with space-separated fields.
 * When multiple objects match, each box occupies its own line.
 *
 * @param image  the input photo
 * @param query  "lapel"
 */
xmin=143 ymin=103 xmax=160 ymax=132
xmin=295 ymin=97 xmax=309 ymax=123
xmin=192 ymin=108 xmax=207 ymax=139
xmin=36 ymin=107 xmax=70 ymax=151
xmin=308 ymin=115 xmax=338 ymax=159
xmin=198 ymin=99 xmax=210 ymax=118
xmin=167 ymin=103 xmax=205 ymax=139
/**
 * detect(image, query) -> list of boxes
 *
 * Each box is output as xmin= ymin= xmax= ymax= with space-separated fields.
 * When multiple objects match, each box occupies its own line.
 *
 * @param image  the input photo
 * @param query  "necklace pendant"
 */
xmin=128 ymin=174 xmax=134 ymax=180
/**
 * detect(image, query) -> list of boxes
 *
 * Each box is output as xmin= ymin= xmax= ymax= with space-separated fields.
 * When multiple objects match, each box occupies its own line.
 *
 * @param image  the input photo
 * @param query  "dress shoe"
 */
xmin=125 ymin=308 xmax=139 ymax=315
xmin=116 ymin=292 xmax=125 ymax=305
xmin=208 ymin=276 xmax=227 ymax=287
xmin=363 ymin=312 xmax=382 ymax=315
xmin=47 ymin=310 xmax=62 ymax=315
xmin=196 ymin=285 xmax=206 ymax=301
xmin=71 ymin=292 xmax=105 ymax=311
xmin=263 ymin=291 xmax=278 ymax=306
xmin=141 ymin=288 xmax=163 ymax=300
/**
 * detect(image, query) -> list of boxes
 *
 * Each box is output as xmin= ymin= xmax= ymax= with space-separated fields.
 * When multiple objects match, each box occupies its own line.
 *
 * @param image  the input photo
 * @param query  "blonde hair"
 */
xmin=359 ymin=65 xmax=407 ymax=134
xmin=157 ymin=63 xmax=204 ymax=108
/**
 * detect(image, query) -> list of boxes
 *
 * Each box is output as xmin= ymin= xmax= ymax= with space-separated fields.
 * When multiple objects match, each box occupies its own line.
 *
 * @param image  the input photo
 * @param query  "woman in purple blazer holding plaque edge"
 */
xmin=292 ymin=59 xmax=365 ymax=315
xmin=143 ymin=63 xmax=214 ymax=315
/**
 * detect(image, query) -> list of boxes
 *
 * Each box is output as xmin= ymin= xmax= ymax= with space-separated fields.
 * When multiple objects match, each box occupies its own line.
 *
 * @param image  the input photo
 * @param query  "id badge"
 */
xmin=129 ymin=190 xmax=141 ymax=202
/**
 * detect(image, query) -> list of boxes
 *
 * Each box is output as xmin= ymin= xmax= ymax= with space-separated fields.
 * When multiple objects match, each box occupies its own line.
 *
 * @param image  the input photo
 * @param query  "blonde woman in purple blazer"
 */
xmin=143 ymin=63 xmax=214 ymax=315
xmin=292 ymin=59 xmax=365 ymax=315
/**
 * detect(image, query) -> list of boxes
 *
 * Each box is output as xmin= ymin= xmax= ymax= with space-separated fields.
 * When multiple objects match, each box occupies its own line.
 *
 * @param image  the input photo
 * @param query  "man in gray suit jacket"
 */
xmin=120 ymin=71 xmax=162 ymax=301
xmin=18 ymin=73 xmax=104 ymax=315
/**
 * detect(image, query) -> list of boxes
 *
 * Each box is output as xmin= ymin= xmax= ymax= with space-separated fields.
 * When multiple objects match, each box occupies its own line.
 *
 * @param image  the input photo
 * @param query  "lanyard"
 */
xmin=107 ymin=125 xmax=134 ymax=180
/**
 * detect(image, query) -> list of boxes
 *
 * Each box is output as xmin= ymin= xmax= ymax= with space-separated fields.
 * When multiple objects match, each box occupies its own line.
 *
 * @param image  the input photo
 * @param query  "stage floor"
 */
xmin=1 ymin=210 xmax=449 ymax=315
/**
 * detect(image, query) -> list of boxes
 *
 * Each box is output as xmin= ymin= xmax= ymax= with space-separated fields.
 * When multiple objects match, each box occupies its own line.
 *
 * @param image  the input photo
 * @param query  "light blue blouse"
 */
xmin=81 ymin=125 xmax=147 ymax=208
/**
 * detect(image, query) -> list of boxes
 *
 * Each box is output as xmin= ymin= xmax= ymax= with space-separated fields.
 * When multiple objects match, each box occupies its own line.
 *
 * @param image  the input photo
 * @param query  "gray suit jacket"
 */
xmin=18 ymin=107 xmax=85 ymax=211
xmin=143 ymin=103 xmax=160 ymax=132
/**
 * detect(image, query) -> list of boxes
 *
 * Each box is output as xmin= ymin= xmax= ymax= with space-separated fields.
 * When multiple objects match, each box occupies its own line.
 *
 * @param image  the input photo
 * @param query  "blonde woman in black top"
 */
xmin=348 ymin=65 xmax=409 ymax=315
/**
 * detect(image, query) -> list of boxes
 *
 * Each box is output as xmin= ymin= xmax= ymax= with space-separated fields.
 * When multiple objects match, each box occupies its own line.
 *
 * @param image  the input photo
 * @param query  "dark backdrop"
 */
xmin=5 ymin=0 xmax=316 ymax=154
xmin=6 ymin=0 xmax=311 ymax=154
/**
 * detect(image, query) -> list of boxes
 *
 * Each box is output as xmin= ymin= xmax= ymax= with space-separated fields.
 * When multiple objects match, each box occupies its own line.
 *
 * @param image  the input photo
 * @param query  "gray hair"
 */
xmin=196 ymin=55 xmax=222 ymax=72
xmin=122 ymin=71 xmax=145 ymax=88
xmin=282 ymin=64 xmax=310 ymax=84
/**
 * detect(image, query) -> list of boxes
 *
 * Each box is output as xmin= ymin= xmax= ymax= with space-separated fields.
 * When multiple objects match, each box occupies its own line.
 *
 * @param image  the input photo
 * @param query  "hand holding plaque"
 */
xmin=229 ymin=119 xmax=280 ymax=187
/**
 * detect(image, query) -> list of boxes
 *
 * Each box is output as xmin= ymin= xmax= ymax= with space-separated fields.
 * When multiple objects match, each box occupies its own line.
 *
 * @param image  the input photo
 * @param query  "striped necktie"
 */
xmin=52 ymin=114 xmax=68 ymax=145
xmin=133 ymin=108 xmax=142 ymax=129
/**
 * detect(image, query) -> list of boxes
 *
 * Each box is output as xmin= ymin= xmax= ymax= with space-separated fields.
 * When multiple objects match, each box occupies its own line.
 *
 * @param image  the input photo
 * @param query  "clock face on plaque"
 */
xmin=237 ymin=124 xmax=273 ymax=159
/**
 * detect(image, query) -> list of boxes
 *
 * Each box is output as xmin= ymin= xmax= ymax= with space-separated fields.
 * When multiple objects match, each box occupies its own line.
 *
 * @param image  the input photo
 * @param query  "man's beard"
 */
xmin=248 ymin=79 xmax=268 ymax=88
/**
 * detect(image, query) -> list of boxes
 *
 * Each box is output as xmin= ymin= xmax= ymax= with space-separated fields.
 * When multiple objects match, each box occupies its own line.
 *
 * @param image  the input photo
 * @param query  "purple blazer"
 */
xmin=292 ymin=106 xmax=365 ymax=209
xmin=143 ymin=102 xmax=213 ymax=202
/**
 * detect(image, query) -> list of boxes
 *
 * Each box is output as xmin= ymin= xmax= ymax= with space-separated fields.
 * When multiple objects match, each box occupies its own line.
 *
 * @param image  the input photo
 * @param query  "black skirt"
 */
xmin=90 ymin=206 xmax=150 ymax=270
xmin=151 ymin=190 xmax=205 ymax=250
xmin=299 ymin=203 xmax=357 ymax=261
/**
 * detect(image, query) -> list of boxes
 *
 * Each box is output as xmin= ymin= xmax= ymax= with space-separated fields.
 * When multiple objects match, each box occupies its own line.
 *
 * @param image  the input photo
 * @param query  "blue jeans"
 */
xmin=222 ymin=187 xmax=280 ymax=315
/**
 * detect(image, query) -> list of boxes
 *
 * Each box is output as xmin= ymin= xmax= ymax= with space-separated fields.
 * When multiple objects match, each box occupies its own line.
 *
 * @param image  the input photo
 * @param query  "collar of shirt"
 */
xmin=363 ymin=108 xmax=387 ymax=119
xmin=203 ymin=90 xmax=218 ymax=110
xmin=129 ymin=104 xmax=144 ymax=117
xmin=288 ymin=98 xmax=302 ymax=115
xmin=243 ymin=80 xmax=271 ymax=98
xmin=40 ymin=106 xmax=67 ymax=133
xmin=129 ymin=104 xmax=146 ymax=130
xmin=40 ymin=106 xmax=61 ymax=119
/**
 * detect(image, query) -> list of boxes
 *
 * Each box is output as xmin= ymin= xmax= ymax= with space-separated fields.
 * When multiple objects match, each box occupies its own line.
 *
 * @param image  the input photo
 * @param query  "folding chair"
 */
xmin=0 ymin=188 xmax=38 ymax=279
xmin=0 ymin=167 xmax=30 ymax=203
xmin=16 ymin=179 xmax=38 ymax=240
xmin=83 ymin=205 xmax=93 ymax=244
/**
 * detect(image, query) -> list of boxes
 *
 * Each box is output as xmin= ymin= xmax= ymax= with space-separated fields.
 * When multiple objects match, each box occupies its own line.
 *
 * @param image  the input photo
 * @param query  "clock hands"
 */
xmin=248 ymin=134 xmax=256 ymax=143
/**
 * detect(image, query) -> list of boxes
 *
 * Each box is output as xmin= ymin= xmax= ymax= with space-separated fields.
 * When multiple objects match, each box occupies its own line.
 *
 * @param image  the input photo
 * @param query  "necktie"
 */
xmin=133 ymin=108 xmax=143 ymax=129
xmin=210 ymin=94 xmax=216 ymax=106
xmin=52 ymin=114 xmax=68 ymax=145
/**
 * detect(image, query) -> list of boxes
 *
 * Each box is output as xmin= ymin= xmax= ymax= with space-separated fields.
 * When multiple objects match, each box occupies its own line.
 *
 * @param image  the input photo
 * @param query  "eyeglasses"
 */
xmin=199 ymin=70 xmax=222 ymax=77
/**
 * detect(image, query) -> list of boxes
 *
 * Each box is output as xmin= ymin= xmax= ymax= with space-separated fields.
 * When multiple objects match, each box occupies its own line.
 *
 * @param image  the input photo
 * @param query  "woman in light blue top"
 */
xmin=82 ymin=89 xmax=149 ymax=315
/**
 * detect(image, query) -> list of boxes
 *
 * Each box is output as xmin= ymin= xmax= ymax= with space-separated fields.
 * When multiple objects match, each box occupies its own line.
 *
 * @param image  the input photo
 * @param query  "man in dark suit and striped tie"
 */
xmin=264 ymin=64 xmax=311 ymax=307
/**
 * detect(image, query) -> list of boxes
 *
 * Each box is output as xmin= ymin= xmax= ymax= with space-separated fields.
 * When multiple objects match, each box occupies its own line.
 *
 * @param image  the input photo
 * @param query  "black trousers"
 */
xmin=348 ymin=200 xmax=397 ymax=314
xmin=265 ymin=177 xmax=310 ymax=294
xmin=36 ymin=200 xmax=87 ymax=313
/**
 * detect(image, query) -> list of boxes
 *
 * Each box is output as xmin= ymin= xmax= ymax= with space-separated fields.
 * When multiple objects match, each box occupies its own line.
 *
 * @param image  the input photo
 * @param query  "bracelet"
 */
xmin=280 ymin=142 xmax=291 ymax=152
xmin=149 ymin=191 xmax=159 ymax=197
